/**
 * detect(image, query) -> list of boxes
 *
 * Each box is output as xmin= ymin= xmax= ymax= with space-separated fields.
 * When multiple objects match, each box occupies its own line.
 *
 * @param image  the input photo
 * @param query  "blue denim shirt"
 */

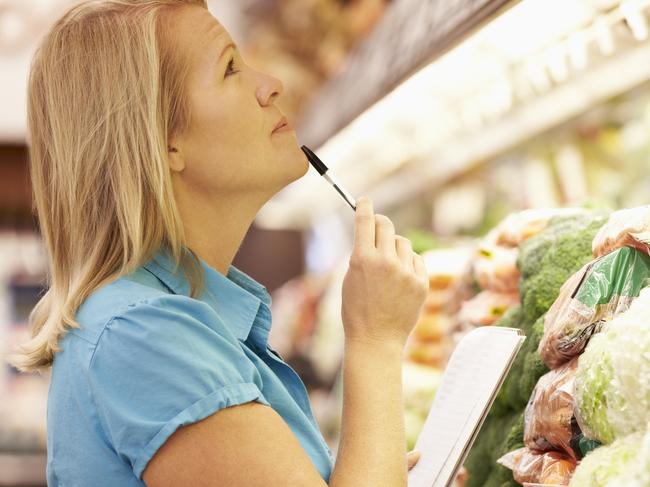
xmin=46 ymin=248 xmax=335 ymax=486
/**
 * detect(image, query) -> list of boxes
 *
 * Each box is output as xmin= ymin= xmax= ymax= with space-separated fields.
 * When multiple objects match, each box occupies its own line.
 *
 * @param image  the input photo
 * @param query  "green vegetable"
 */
xmin=405 ymin=229 xmax=439 ymax=254
xmin=465 ymin=412 xmax=522 ymax=487
xmin=504 ymin=412 xmax=525 ymax=452
xmin=517 ymin=317 xmax=549 ymax=406
xmin=574 ymin=288 xmax=650 ymax=444
xmin=464 ymin=212 xmax=606 ymax=485
xmin=574 ymin=332 xmax=617 ymax=444
xmin=578 ymin=436 xmax=601 ymax=457
xmin=569 ymin=432 xmax=642 ymax=486
xmin=519 ymin=214 xmax=607 ymax=325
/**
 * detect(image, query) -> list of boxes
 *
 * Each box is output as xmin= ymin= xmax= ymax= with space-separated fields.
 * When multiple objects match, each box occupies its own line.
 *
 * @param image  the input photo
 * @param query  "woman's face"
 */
xmin=166 ymin=5 xmax=308 ymax=199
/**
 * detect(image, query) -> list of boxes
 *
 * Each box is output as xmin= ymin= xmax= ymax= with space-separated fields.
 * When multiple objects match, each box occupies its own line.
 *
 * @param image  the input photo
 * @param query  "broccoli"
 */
xmin=504 ymin=412 xmax=525 ymax=452
xmin=519 ymin=213 xmax=607 ymax=324
xmin=464 ymin=212 xmax=608 ymax=486
xmin=517 ymin=317 xmax=549 ymax=405
xmin=483 ymin=464 xmax=518 ymax=487
xmin=465 ymin=412 xmax=523 ymax=487
xmin=495 ymin=305 xmax=523 ymax=330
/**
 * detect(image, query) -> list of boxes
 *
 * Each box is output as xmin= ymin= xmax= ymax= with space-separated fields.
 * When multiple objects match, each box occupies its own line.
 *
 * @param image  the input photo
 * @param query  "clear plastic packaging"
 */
xmin=495 ymin=208 xmax=585 ymax=247
xmin=538 ymin=247 xmax=650 ymax=369
xmin=574 ymin=288 xmax=650 ymax=444
xmin=592 ymin=205 xmax=650 ymax=258
xmin=457 ymin=290 xmax=519 ymax=327
xmin=473 ymin=243 xmax=520 ymax=293
xmin=524 ymin=358 xmax=580 ymax=459
xmin=498 ymin=447 xmax=576 ymax=485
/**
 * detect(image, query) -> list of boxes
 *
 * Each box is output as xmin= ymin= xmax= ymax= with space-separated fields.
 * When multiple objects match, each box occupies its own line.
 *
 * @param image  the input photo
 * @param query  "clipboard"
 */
xmin=407 ymin=326 xmax=526 ymax=487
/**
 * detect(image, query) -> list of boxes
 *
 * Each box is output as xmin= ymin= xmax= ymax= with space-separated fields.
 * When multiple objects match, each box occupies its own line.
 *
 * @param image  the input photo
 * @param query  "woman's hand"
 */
xmin=341 ymin=196 xmax=429 ymax=347
xmin=407 ymin=450 xmax=421 ymax=471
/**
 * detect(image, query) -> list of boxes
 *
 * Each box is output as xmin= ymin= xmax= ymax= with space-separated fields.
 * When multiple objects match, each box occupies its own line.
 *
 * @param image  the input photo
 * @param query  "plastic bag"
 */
xmin=458 ymin=290 xmax=519 ymax=327
xmin=473 ymin=243 xmax=520 ymax=293
xmin=494 ymin=208 xmax=585 ymax=248
xmin=538 ymin=246 xmax=650 ymax=369
xmin=573 ymin=288 xmax=650 ymax=444
xmin=524 ymin=358 xmax=580 ymax=459
xmin=592 ymin=205 xmax=650 ymax=258
xmin=498 ymin=447 xmax=576 ymax=485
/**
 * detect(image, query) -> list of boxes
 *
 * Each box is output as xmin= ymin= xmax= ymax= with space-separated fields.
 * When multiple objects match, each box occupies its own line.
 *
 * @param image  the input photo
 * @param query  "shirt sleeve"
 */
xmin=87 ymin=294 xmax=271 ymax=479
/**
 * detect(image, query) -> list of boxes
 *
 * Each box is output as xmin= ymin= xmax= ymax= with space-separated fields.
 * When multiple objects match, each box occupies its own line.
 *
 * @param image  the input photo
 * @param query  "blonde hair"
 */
xmin=10 ymin=0 xmax=209 ymax=372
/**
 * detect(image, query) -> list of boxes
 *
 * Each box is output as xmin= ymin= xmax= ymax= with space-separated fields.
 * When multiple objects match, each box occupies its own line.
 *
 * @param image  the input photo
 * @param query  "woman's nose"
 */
xmin=257 ymin=72 xmax=284 ymax=106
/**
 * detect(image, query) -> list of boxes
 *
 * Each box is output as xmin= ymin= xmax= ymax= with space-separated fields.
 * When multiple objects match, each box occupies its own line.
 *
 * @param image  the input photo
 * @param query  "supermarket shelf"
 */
xmin=0 ymin=452 xmax=46 ymax=487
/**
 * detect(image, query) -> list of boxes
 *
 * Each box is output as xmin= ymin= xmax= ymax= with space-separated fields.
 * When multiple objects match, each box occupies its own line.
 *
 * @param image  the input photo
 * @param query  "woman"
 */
xmin=12 ymin=1 xmax=429 ymax=485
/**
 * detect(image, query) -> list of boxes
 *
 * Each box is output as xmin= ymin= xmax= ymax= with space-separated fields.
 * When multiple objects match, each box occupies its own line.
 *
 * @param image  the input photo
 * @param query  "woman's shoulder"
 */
xmin=69 ymin=267 xmax=223 ymax=351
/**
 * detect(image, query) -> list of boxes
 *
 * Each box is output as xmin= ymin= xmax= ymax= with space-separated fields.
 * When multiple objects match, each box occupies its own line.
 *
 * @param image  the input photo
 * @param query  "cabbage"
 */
xmin=574 ymin=287 xmax=650 ymax=443
xmin=573 ymin=332 xmax=617 ymax=443
xmin=569 ymin=432 xmax=642 ymax=487
xmin=604 ymin=426 xmax=650 ymax=487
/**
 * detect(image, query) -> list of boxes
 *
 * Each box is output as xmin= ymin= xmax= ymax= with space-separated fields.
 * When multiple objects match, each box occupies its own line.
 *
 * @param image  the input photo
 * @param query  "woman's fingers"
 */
xmin=413 ymin=252 xmax=428 ymax=283
xmin=353 ymin=196 xmax=375 ymax=255
xmin=395 ymin=236 xmax=414 ymax=270
xmin=375 ymin=214 xmax=397 ymax=256
xmin=407 ymin=450 xmax=421 ymax=470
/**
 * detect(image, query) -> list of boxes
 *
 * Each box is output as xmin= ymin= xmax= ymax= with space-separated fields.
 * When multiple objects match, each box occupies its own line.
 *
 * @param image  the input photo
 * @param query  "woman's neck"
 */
xmin=175 ymin=189 xmax=267 ymax=276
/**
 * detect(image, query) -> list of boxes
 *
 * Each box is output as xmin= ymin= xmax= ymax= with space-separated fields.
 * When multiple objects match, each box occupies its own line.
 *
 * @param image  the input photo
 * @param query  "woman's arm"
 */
xmin=328 ymin=339 xmax=407 ymax=487
xmin=142 ymin=341 xmax=407 ymax=487
xmin=142 ymin=401 xmax=330 ymax=487
xmin=144 ymin=197 xmax=427 ymax=486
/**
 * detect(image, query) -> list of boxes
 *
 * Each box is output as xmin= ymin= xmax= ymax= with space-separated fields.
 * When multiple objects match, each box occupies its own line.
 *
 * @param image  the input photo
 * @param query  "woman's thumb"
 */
xmin=407 ymin=450 xmax=421 ymax=470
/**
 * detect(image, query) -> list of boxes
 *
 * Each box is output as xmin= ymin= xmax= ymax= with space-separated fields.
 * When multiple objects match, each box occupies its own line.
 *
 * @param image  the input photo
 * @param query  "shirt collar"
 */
xmin=142 ymin=247 xmax=272 ymax=342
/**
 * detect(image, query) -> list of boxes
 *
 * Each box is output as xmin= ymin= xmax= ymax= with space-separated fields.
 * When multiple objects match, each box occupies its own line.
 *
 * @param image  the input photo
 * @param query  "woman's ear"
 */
xmin=167 ymin=143 xmax=185 ymax=172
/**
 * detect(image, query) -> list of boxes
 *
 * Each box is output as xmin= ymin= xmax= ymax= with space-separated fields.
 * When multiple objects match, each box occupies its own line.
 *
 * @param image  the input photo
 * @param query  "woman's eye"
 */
xmin=225 ymin=58 xmax=238 ymax=77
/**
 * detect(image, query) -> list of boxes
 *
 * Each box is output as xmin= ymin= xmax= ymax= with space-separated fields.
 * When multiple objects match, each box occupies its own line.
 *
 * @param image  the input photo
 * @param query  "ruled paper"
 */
xmin=407 ymin=327 xmax=525 ymax=487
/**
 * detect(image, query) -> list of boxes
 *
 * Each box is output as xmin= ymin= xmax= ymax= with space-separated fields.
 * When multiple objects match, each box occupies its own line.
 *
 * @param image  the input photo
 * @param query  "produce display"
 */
xmin=405 ymin=248 xmax=473 ymax=369
xmin=458 ymin=290 xmax=520 ymax=328
xmin=461 ymin=202 xmax=650 ymax=487
xmin=473 ymin=243 xmax=520 ymax=294
xmin=464 ymin=210 xmax=608 ymax=487
xmin=269 ymin=203 xmax=650 ymax=483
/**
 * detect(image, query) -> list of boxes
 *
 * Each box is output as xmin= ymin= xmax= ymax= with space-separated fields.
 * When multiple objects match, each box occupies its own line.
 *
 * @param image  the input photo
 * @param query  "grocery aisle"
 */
xmin=3 ymin=0 xmax=650 ymax=486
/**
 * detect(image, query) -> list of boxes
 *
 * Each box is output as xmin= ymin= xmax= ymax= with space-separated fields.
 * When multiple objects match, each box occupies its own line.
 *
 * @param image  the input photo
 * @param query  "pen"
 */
xmin=301 ymin=145 xmax=357 ymax=211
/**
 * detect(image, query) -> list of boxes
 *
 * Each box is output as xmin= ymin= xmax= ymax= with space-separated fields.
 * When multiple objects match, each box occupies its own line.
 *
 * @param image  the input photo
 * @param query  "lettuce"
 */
xmin=569 ymin=431 xmax=647 ymax=487
xmin=574 ymin=287 xmax=650 ymax=443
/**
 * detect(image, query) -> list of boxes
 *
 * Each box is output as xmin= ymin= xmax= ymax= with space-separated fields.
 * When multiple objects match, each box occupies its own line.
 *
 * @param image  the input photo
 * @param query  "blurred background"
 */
xmin=2 ymin=0 xmax=650 ymax=485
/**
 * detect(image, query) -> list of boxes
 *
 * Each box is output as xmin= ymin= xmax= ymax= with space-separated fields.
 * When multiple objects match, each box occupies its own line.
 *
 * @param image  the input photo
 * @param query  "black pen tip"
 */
xmin=301 ymin=145 xmax=328 ymax=176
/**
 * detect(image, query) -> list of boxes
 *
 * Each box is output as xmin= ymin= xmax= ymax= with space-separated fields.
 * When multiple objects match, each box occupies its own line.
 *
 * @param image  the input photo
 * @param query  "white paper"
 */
xmin=407 ymin=326 xmax=525 ymax=487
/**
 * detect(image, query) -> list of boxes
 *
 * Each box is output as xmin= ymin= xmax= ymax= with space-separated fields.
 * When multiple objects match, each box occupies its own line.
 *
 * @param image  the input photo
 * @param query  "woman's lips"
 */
xmin=272 ymin=116 xmax=291 ymax=134
xmin=272 ymin=122 xmax=292 ymax=133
